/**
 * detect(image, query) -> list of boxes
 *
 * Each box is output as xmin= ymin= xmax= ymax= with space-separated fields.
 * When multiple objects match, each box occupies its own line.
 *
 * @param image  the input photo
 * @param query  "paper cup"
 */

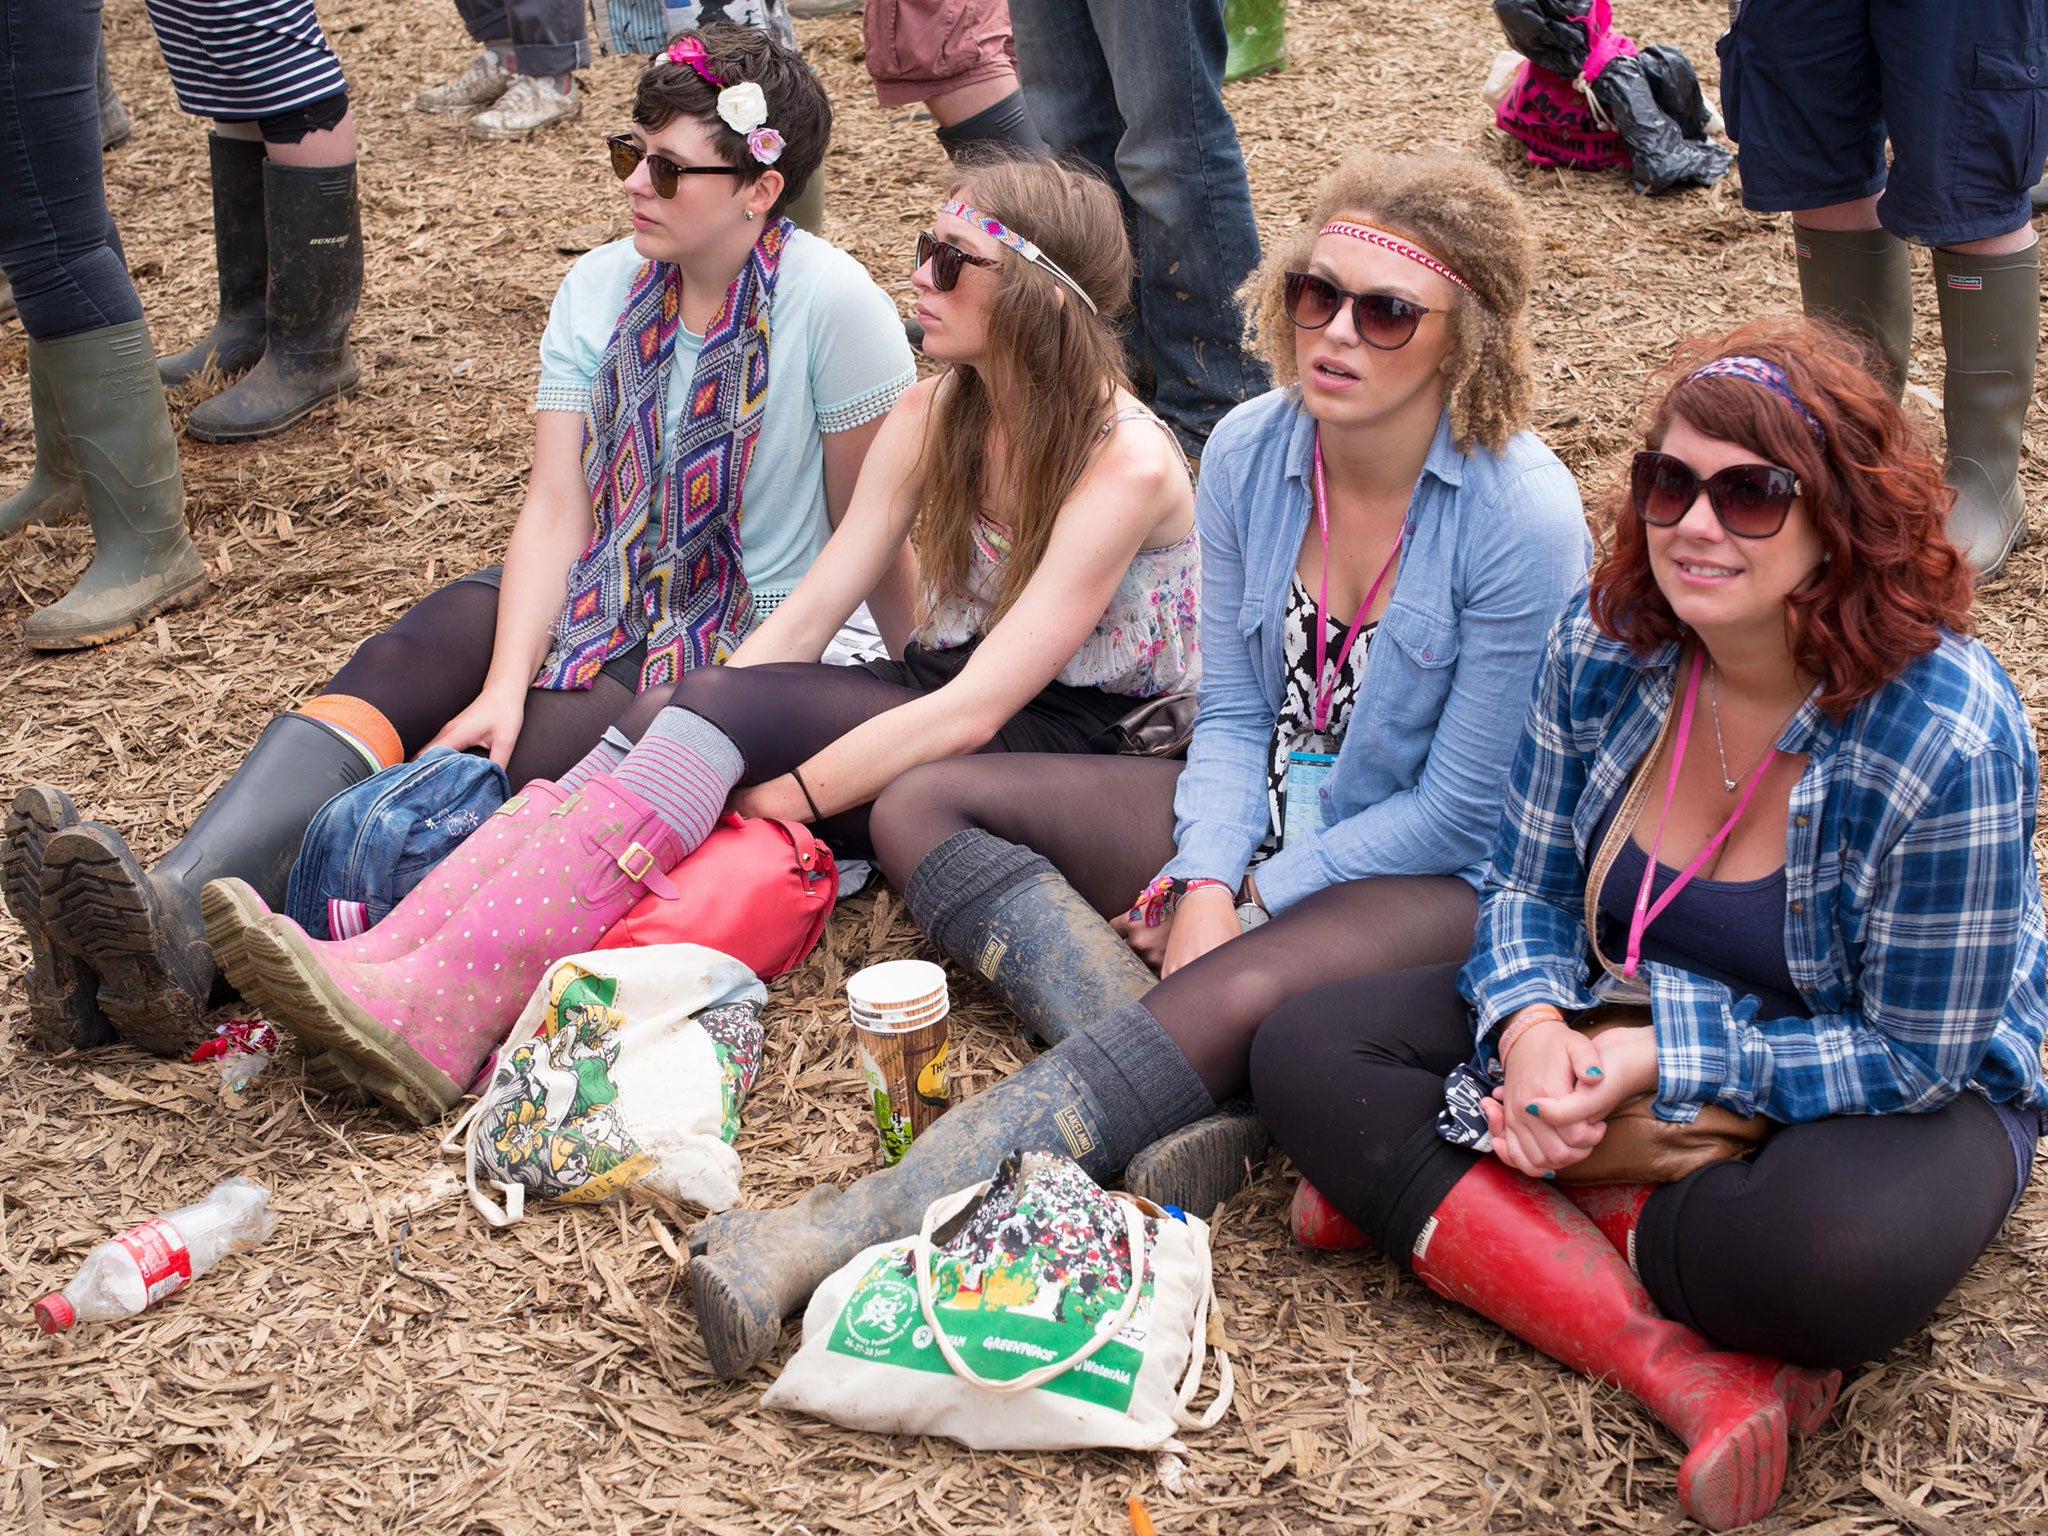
xmin=848 ymin=962 xmax=951 ymax=1165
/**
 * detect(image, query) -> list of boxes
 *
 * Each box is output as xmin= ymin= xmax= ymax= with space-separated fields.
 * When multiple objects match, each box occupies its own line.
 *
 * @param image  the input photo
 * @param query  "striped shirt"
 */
xmin=144 ymin=0 xmax=347 ymax=120
xmin=1445 ymin=594 xmax=2047 ymax=1134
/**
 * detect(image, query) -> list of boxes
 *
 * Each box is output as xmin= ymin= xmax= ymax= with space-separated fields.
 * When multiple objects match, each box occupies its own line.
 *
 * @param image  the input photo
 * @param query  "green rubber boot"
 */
xmin=787 ymin=165 xmax=824 ymax=238
xmin=1791 ymin=224 xmax=1912 ymax=400
xmin=0 ymin=339 xmax=84 ymax=536
xmin=1224 ymin=0 xmax=1288 ymax=83
xmin=21 ymin=320 xmax=207 ymax=650
xmin=1933 ymin=242 xmax=2038 ymax=581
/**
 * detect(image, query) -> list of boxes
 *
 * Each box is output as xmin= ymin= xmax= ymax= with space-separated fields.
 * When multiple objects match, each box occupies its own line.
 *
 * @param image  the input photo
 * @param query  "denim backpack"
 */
xmin=285 ymin=747 xmax=509 ymax=941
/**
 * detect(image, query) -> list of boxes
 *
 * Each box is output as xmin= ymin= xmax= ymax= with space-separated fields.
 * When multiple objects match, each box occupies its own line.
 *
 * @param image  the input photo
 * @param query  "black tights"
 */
xmin=319 ymin=577 xmax=634 ymax=788
xmin=1250 ymin=963 xmax=2028 ymax=1370
xmin=868 ymin=753 xmax=1481 ymax=1101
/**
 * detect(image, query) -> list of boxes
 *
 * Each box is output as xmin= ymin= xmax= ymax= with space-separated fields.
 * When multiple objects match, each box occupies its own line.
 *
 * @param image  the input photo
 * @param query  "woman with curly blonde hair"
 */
xmin=680 ymin=149 xmax=1591 ymax=1379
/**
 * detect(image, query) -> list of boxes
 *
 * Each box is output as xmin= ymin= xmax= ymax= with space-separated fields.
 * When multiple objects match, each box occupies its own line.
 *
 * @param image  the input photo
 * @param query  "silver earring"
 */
xmin=745 ymin=210 xmax=756 ymax=221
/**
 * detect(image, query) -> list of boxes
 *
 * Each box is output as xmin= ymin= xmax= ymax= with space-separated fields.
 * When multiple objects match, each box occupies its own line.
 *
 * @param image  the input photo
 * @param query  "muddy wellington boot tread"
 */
xmin=0 ymin=339 xmax=84 ymax=536
xmin=158 ymin=134 xmax=269 ymax=388
xmin=1123 ymin=1102 xmax=1271 ymax=1216
xmin=38 ymin=715 xmax=372 ymax=1055
xmin=184 ymin=160 xmax=362 ymax=443
xmin=3 ymin=787 xmax=114 ymax=1051
xmin=21 ymin=320 xmax=207 ymax=650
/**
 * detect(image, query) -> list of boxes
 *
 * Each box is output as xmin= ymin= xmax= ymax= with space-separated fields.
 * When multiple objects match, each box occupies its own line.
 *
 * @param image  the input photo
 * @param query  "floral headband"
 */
xmin=1685 ymin=356 xmax=1826 ymax=441
xmin=1319 ymin=220 xmax=1471 ymax=295
xmin=940 ymin=198 xmax=1098 ymax=313
xmin=664 ymin=35 xmax=784 ymax=165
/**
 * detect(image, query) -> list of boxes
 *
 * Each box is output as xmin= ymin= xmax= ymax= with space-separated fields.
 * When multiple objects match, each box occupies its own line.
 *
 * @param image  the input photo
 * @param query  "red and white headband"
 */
xmin=1319 ymin=220 xmax=1470 ymax=294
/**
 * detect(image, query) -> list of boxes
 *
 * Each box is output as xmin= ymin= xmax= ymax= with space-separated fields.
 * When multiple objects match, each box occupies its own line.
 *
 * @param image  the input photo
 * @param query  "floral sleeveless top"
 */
xmin=919 ymin=407 xmax=1201 ymax=698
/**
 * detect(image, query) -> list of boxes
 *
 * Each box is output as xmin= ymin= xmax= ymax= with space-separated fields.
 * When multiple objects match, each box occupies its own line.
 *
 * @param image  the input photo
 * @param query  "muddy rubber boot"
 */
xmin=159 ymin=135 xmax=268 ymax=387
xmin=21 ymin=321 xmax=207 ymax=650
xmin=686 ymin=1045 xmax=1126 ymax=1377
xmin=3 ymin=787 xmax=114 ymax=1051
xmin=0 ymin=339 xmax=84 ymax=536
xmin=1791 ymin=224 xmax=1912 ymax=399
xmin=1224 ymin=0 xmax=1288 ymax=82
xmin=1123 ymin=1101 xmax=1271 ymax=1217
xmin=904 ymin=829 xmax=1156 ymax=1048
xmin=1409 ymin=1158 xmax=1838 ymax=1530
xmin=1933 ymin=242 xmax=2038 ymax=580
xmin=184 ymin=161 xmax=361 ymax=443
xmin=39 ymin=715 xmax=371 ymax=1056
xmin=96 ymin=35 xmax=131 ymax=150
xmin=786 ymin=165 xmax=824 ymax=237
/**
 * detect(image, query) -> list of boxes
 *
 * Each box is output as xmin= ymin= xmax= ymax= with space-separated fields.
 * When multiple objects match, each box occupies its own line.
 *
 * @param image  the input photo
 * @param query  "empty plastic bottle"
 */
xmin=34 ymin=1176 xmax=278 ymax=1333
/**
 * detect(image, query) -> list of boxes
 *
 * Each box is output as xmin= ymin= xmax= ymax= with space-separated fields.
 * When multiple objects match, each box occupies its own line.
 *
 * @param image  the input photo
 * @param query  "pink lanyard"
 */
xmin=1625 ymin=650 xmax=1778 ymax=976
xmin=1310 ymin=434 xmax=1404 ymax=734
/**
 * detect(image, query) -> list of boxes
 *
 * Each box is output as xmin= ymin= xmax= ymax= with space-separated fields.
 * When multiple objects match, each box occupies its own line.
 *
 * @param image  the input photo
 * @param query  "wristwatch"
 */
xmin=1236 ymin=872 xmax=1270 ymax=931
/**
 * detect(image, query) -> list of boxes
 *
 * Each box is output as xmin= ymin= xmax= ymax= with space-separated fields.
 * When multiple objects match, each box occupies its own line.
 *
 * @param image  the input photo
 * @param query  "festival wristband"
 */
xmin=1129 ymin=875 xmax=1232 ymax=928
xmin=789 ymin=765 xmax=824 ymax=822
xmin=1497 ymin=1005 xmax=1566 ymax=1063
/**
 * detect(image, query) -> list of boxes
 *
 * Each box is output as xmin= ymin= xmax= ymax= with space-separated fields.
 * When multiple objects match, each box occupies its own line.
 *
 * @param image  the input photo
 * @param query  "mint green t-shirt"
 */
xmin=534 ymin=230 xmax=915 ymax=609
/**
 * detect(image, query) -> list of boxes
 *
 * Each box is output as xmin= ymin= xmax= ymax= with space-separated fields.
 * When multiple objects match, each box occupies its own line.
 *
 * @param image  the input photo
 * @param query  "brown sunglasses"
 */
xmin=607 ymin=133 xmax=739 ymax=198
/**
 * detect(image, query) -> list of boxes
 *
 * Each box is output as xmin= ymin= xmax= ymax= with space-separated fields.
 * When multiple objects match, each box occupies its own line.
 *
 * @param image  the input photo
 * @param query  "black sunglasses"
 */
xmin=607 ymin=134 xmax=740 ymax=199
xmin=1631 ymin=450 xmax=1801 ymax=539
xmin=916 ymin=230 xmax=1001 ymax=291
xmin=1282 ymin=271 xmax=1439 ymax=350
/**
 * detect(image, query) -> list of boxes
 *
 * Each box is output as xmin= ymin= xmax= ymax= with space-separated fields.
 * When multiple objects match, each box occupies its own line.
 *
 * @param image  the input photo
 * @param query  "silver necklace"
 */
xmin=1706 ymin=660 xmax=1777 ymax=793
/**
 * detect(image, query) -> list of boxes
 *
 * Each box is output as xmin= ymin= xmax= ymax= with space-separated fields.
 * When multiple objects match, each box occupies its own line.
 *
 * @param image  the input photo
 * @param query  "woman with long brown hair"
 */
xmin=1251 ymin=317 xmax=2045 ymax=1529
xmin=202 ymin=153 xmax=1199 ymax=1125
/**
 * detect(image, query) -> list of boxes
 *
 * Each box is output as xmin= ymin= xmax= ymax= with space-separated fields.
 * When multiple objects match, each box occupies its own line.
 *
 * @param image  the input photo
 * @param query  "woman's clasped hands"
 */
xmin=1482 ymin=1009 xmax=1661 ymax=1178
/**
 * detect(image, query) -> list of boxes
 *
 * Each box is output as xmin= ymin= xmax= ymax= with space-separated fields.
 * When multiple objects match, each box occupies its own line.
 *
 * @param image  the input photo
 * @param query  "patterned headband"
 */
xmin=940 ymin=198 xmax=1099 ymax=313
xmin=1684 ymin=356 xmax=1825 ymax=441
xmin=663 ymin=36 xmax=784 ymax=164
xmin=1319 ymin=220 xmax=1471 ymax=294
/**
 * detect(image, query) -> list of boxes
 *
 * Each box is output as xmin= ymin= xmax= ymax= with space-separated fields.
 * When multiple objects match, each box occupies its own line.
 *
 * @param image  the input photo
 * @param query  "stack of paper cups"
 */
xmin=847 ymin=960 xmax=951 ymax=1164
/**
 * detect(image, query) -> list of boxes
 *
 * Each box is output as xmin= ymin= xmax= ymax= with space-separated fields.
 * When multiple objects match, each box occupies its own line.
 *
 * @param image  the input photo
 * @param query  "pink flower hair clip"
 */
xmin=746 ymin=126 xmax=785 ymax=165
xmin=664 ymin=34 xmax=726 ymax=87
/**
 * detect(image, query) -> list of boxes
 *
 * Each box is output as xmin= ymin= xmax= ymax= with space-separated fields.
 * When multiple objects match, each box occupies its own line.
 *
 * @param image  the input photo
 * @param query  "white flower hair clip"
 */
xmin=717 ymin=81 xmax=768 ymax=135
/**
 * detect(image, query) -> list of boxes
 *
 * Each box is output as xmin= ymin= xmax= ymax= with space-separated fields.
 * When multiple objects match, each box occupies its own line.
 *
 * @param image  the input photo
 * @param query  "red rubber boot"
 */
xmin=1289 ymin=1178 xmax=1372 ymax=1250
xmin=1412 ymin=1158 xmax=1807 ymax=1530
xmin=1562 ymin=1180 xmax=1841 ymax=1439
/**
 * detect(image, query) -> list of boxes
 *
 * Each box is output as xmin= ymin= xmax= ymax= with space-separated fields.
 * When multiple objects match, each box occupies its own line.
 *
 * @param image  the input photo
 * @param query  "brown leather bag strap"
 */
xmin=1584 ymin=660 xmax=1685 ymax=986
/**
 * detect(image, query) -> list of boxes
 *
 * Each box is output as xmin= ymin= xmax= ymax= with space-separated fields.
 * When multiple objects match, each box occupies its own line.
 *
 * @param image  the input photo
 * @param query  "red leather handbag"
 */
xmin=593 ymin=812 xmax=837 ymax=980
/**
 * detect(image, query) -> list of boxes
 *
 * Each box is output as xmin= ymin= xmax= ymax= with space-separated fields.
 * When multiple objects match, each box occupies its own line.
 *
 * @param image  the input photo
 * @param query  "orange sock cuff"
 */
xmin=297 ymin=694 xmax=404 ymax=771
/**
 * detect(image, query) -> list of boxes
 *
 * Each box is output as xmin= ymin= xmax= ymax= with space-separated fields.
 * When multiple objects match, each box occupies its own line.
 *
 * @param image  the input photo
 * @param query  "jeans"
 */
xmin=454 ymin=0 xmax=590 ymax=76
xmin=0 ymin=0 xmax=139 ymax=340
xmin=1010 ymin=0 xmax=1266 ymax=452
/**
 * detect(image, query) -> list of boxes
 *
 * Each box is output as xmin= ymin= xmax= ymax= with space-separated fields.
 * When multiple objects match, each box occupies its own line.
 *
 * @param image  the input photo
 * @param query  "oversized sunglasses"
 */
xmin=1631 ymin=450 xmax=1801 ymax=538
xmin=916 ymin=230 xmax=1001 ymax=291
xmin=1282 ymin=271 xmax=1439 ymax=350
xmin=607 ymin=133 xmax=739 ymax=198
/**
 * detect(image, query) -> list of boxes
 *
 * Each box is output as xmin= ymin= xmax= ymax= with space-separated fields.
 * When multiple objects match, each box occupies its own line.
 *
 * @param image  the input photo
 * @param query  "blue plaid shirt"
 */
xmin=1449 ymin=595 xmax=2047 ymax=1130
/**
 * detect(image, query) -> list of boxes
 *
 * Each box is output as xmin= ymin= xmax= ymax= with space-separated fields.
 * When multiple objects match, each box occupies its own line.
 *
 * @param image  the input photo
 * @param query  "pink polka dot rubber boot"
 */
xmin=204 ymin=780 xmax=571 ymax=1104
xmin=204 ymin=776 xmax=684 ymax=1125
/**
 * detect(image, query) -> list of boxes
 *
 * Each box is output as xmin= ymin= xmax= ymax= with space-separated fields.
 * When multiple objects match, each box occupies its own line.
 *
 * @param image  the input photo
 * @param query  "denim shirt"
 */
xmin=1163 ymin=389 xmax=1590 ymax=912
xmin=1454 ymin=595 xmax=2048 ymax=1124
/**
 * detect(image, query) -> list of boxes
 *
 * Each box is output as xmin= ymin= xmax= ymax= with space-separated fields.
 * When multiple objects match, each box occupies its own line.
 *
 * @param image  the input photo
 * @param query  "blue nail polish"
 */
xmin=1524 ymin=1103 xmax=1541 ymax=1117
xmin=1586 ymin=1066 xmax=1604 ymax=1079
xmin=1542 ymin=1171 xmax=1557 ymax=1180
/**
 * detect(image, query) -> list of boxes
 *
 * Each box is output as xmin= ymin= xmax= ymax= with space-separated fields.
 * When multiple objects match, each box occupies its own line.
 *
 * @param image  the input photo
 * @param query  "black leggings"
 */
xmin=1249 ymin=962 xmax=2028 ymax=1370
xmin=868 ymin=753 xmax=1482 ymax=1101
xmin=319 ymin=576 xmax=635 ymax=788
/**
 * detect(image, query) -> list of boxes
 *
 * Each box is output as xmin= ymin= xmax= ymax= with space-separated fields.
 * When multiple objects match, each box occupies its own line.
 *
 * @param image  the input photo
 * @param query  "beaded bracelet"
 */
xmin=1128 ymin=875 xmax=1232 ymax=928
xmin=1497 ymin=1004 xmax=1566 ymax=1063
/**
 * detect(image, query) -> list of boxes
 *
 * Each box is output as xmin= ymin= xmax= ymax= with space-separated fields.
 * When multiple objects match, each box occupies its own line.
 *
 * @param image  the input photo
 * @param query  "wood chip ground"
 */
xmin=4 ymin=1 xmax=2046 ymax=1531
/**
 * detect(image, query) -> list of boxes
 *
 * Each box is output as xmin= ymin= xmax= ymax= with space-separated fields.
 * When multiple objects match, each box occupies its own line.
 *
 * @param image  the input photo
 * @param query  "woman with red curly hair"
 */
xmin=1251 ymin=317 xmax=2045 ymax=1530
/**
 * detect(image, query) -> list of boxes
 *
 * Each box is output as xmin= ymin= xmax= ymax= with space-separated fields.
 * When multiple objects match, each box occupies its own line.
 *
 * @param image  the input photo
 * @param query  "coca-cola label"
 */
xmin=117 ymin=1217 xmax=193 ymax=1306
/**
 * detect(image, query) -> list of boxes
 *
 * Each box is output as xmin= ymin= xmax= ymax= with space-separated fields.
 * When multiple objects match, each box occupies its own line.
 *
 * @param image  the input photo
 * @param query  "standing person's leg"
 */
xmin=414 ymin=0 xmax=517 ymax=115
xmin=685 ymin=872 xmax=1478 ymax=1375
xmin=1872 ymin=0 xmax=2042 ymax=578
xmin=1252 ymin=969 xmax=1841 ymax=1533
xmin=864 ymin=0 xmax=1046 ymax=161
xmin=0 ymin=0 xmax=206 ymax=646
xmin=144 ymin=0 xmax=363 ymax=441
xmin=467 ymin=0 xmax=587 ymax=140
xmin=1013 ymin=0 xmax=1265 ymax=453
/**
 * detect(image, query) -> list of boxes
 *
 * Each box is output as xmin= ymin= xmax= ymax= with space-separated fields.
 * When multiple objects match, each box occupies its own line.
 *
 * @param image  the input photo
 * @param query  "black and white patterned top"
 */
xmin=1259 ymin=575 xmax=1375 ymax=860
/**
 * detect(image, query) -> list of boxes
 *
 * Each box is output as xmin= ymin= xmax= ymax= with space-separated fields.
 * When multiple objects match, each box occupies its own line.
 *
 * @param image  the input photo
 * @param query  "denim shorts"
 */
xmin=1719 ymin=0 xmax=2048 ymax=245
